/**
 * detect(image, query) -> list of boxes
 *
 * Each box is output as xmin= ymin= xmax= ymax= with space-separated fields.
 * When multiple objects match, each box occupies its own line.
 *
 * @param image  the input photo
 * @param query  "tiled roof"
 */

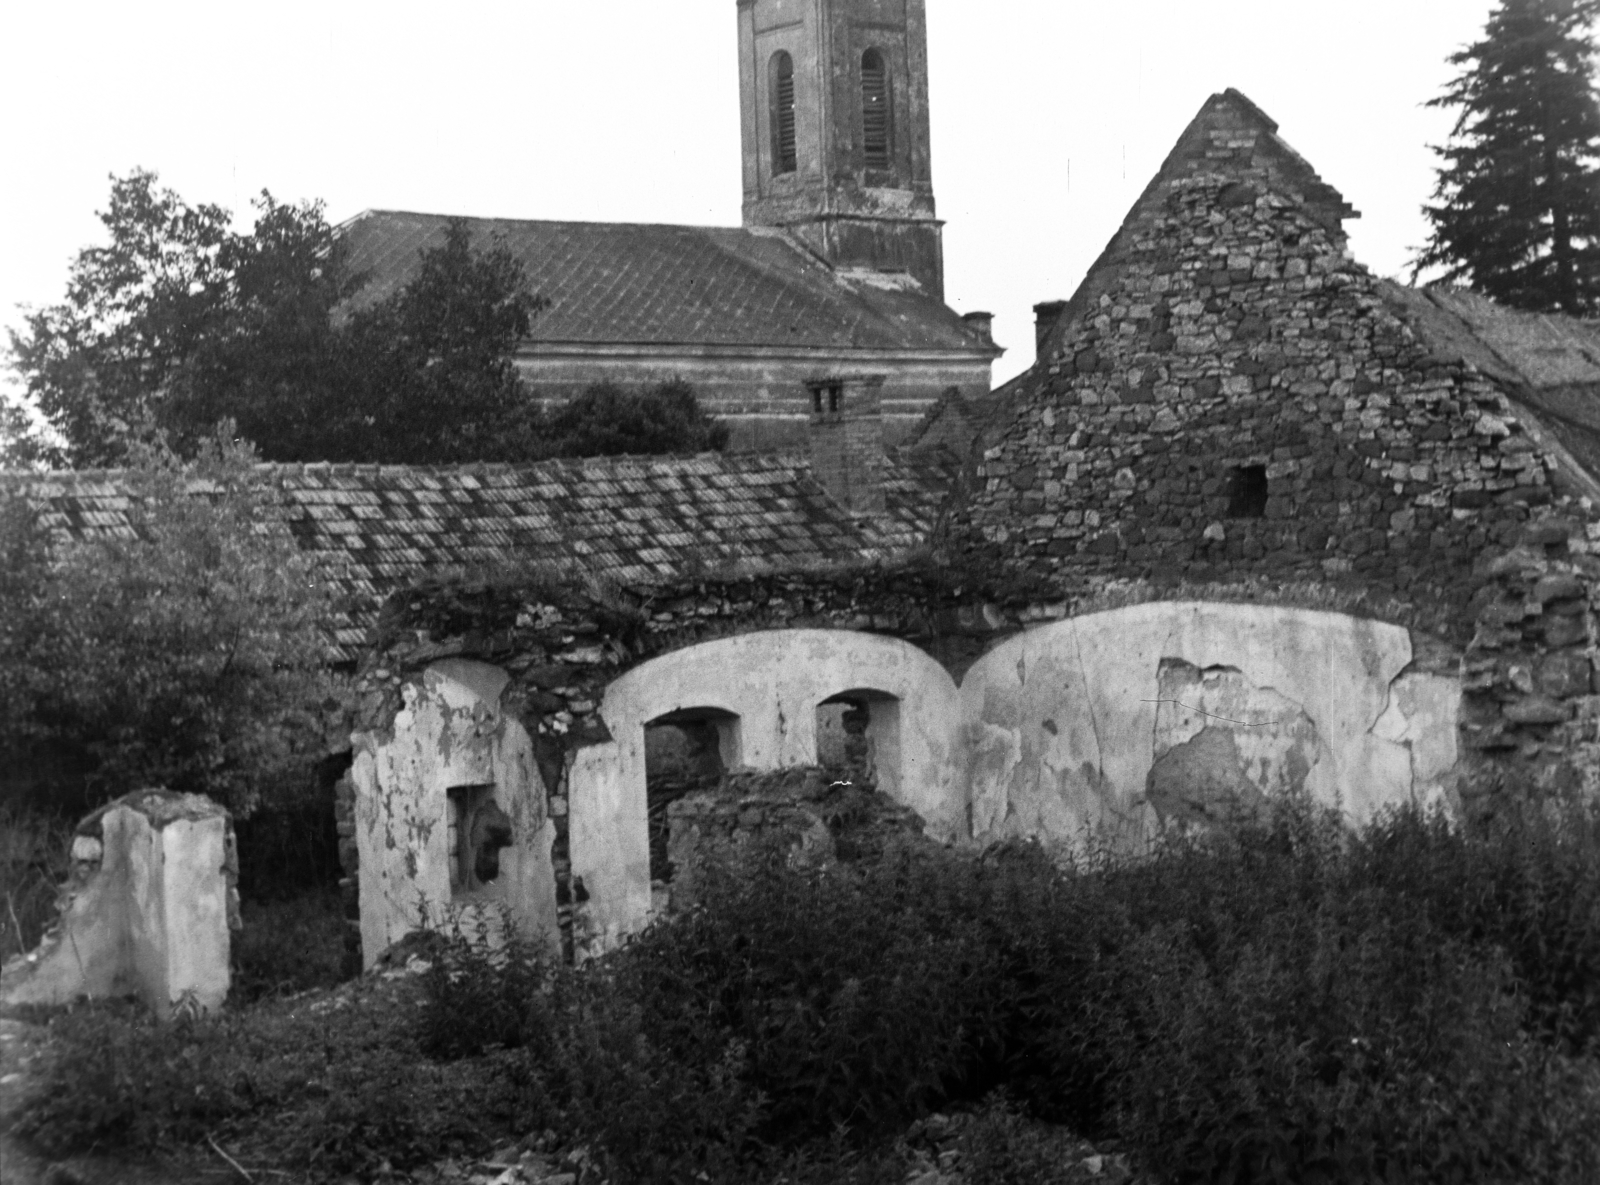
xmin=5 ymin=451 xmax=954 ymax=658
xmin=1378 ymin=282 xmax=1600 ymax=493
xmin=338 ymin=210 xmax=996 ymax=354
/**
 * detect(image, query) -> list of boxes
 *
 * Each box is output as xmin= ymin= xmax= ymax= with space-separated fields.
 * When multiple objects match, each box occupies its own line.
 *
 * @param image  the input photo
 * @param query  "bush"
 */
xmin=0 ymin=431 xmax=338 ymax=820
xmin=540 ymin=378 xmax=729 ymax=458
xmin=0 ymin=802 xmax=69 ymax=961
xmin=13 ymin=1003 xmax=248 ymax=1153
xmin=13 ymin=977 xmax=525 ymax=1178
xmin=231 ymin=890 xmax=352 ymax=1003
xmin=1352 ymin=797 xmax=1600 ymax=1054
xmin=16 ymin=794 xmax=1600 ymax=1185
xmin=618 ymin=837 xmax=1010 ymax=1145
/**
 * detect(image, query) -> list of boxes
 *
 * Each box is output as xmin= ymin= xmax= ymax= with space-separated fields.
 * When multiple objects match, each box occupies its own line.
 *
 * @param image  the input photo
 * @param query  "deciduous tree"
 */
xmin=0 ymin=430 xmax=339 ymax=818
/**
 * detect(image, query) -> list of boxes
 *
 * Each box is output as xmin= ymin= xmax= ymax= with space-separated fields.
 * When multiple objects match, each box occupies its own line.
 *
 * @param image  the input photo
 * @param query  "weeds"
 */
xmin=0 ymin=803 xmax=70 ymax=961
xmin=13 ymin=795 xmax=1600 ymax=1185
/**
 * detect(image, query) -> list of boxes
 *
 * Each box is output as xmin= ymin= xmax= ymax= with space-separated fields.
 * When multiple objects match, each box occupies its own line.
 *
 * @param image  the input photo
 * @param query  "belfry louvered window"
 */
xmin=861 ymin=49 xmax=891 ymax=169
xmin=770 ymin=51 xmax=797 ymax=175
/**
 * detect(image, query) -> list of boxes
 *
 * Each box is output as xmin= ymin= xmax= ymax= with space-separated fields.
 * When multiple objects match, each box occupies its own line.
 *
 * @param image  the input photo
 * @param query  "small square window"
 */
xmin=1226 ymin=465 xmax=1268 ymax=518
xmin=447 ymin=785 xmax=512 ymax=898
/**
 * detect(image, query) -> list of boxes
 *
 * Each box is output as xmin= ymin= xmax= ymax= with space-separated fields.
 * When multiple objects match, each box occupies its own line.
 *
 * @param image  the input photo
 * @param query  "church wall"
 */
xmin=513 ymin=346 xmax=994 ymax=452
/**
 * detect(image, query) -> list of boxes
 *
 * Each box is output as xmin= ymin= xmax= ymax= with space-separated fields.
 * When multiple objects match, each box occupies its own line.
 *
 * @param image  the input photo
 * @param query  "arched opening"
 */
xmin=770 ymin=51 xmax=797 ymax=176
xmin=447 ymin=784 xmax=513 ymax=900
xmin=644 ymin=708 xmax=742 ymax=887
xmin=816 ymin=690 xmax=901 ymax=801
xmin=860 ymin=49 xmax=891 ymax=170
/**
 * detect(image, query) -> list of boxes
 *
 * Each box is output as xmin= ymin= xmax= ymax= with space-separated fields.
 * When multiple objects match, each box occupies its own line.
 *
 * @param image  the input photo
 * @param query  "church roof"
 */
xmin=338 ymin=210 xmax=996 ymax=355
xmin=8 ymin=449 xmax=957 ymax=659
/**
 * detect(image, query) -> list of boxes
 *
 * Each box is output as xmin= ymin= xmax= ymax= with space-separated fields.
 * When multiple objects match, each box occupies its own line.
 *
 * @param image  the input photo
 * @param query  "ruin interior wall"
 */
xmin=347 ymin=582 xmax=1492 ymax=962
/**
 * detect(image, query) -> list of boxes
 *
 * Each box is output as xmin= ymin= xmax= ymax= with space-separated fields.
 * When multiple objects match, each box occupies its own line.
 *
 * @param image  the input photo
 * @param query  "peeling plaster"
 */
xmin=351 ymin=659 xmax=559 ymax=970
xmin=361 ymin=604 xmax=1463 ymax=962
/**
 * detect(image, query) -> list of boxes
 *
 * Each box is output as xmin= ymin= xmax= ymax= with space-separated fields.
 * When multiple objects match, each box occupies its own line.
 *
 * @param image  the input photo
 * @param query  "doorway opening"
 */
xmin=643 ymin=709 xmax=742 ymax=885
xmin=815 ymin=690 xmax=902 ymax=800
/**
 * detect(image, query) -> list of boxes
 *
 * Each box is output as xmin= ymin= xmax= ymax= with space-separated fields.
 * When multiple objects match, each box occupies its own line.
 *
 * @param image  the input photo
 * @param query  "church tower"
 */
xmin=736 ymin=0 xmax=944 ymax=298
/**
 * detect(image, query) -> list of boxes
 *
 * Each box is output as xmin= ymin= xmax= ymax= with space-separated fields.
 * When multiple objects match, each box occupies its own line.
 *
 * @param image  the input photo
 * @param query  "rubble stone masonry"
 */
xmin=948 ymin=94 xmax=1557 ymax=621
xmin=944 ymin=91 xmax=1600 ymax=816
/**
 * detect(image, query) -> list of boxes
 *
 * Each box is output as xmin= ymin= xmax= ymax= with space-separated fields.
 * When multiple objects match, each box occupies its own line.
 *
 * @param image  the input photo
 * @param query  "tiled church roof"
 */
xmin=338 ymin=211 xmax=996 ymax=354
xmin=6 ymin=450 xmax=955 ymax=658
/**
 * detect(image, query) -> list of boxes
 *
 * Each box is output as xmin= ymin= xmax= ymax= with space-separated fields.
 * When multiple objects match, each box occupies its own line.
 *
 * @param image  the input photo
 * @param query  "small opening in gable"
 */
xmin=1226 ymin=465 xmax=1269 ymax=519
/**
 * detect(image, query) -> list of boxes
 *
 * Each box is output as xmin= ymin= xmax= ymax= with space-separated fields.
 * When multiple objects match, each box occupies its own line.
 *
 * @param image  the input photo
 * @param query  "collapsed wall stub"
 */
xmin=0 ymin=790 xmax=237 ymax=1016
xmin=348 ymin=658 xmax=558 ymax=970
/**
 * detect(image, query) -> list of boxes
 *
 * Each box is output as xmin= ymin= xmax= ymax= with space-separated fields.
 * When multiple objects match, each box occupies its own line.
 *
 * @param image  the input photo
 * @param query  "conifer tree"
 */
xmin=1415 ymin=0 xmax=1600 ymax=315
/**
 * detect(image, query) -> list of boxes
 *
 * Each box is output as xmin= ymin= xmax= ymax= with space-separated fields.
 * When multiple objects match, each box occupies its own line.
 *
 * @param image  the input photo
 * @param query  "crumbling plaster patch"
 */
xmin=963 ymin=602 xmax=1456 ymax=849
xmin=358 ymin=604 xmax=1462 ymax=962
xmin=350 ymin=659 xmax=558 ymax=970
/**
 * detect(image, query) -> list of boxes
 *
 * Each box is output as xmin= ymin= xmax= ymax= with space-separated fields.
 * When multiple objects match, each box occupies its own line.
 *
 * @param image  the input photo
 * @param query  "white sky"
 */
xmin=1 ymin=0 xmax=1498 ymax=398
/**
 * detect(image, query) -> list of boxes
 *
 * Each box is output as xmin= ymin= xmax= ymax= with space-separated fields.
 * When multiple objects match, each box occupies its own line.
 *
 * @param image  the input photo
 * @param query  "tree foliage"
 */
xmin=0 ymin=431 xmax=339 ymax=818
xmin=1415 ymin=0 xmax=1600 ymax=315
xmin=5 ymin=170 xmax=732 ymax=468
xmin=3 ymin=172 xmax=544 ymax=467
xmin=543 ymin=379 xmax=730 ymax=458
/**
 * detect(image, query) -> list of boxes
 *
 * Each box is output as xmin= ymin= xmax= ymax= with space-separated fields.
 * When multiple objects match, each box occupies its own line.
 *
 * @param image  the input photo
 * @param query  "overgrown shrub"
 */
xmin=231 ymin=890 xmax=351 ymax=1002
xmin=0 ymin=802 xmax=69 ymax=960
xmin=13 ymin=1003 xmax=248 ymax=1153
xmin=418 ymin=915 xmax=555 ymax=1061
xmin=1353 ymin=797 xmax=1600 ymax=1054
xmin=15 ymin=793 xmax=1600 ymax=1185
xmin=0 ymin=432 xmax=339 ymax=820
xmin=617 ymin=837 xmax=1011 ymax=1145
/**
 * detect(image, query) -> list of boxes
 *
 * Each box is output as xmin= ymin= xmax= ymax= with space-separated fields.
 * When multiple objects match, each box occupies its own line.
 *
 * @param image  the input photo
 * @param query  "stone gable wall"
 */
xmin=944 ymin=109 xmax=1557 ymax=624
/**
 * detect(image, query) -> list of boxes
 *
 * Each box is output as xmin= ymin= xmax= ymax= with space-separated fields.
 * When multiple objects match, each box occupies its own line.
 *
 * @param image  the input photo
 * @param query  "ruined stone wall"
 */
xmin=665 ymin=765 xmax=928 ymax=912
xmin=1 ymin=790 xmax=237 ymax=1015
xmin=944 ymin=100 xmax=1558 ymax=626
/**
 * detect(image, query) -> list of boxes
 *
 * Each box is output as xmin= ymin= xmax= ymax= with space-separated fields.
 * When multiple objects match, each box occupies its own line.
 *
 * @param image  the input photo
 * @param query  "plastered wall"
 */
xmin=962 ymin=602 xmax=1458 ymax=849
xmin=1 ymin=792 xmax=233 ymax=1016
xmin=358 ymin=603 xmax=1461 ymax=960
xmin=350 ymin=659 xmax=559 ymax=968
xmin=569 ymin=629 xmax=962 ymax=950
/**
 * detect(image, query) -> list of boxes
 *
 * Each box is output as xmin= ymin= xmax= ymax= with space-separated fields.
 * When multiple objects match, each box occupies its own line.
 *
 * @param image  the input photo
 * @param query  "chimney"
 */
xmin=961 ymin=311 xmax=995 ymax=345
xmin=807 ymin=374 xmax=887 ymax=516
xmin=1033 ymin=300 xmax=1069 ymax=361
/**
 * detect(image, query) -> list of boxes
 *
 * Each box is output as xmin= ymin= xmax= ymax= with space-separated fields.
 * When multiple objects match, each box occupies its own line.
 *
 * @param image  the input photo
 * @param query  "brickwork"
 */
xmin=810 ymin=375 xmax=888 ymax=515
xmin=944 ymin=91 xmax=1559 ymax=624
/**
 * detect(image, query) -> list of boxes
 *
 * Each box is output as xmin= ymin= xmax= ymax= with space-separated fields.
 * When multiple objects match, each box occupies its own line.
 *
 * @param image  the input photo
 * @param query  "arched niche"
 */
xmin=959 ymin=602 xmax=1461 ymax=853
xmin=568 ymin=630 xmax=963 ymax=956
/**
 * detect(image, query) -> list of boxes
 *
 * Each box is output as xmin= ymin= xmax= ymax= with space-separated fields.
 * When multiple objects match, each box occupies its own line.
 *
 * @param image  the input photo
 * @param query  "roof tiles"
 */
xmin=7 ymin=450 xmax=953 ymax=659
xmin=338 ymin=211 xmax=994 ymax=354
